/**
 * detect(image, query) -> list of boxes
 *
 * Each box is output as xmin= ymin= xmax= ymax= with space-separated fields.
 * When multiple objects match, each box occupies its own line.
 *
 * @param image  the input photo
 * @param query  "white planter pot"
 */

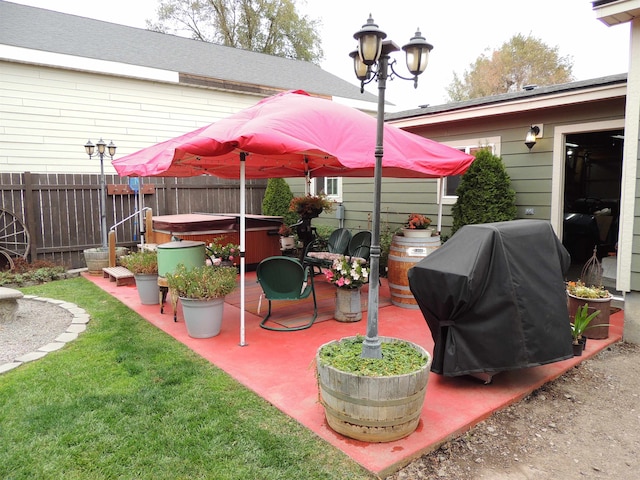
xmin=180 ymin=296 xmax=225 ymax=338
xmin=134 ymin=274 xmax=160 ymax=305
xmin=280 ymin=236 xmax=296 ymax=250
xmin=401 ymin=228 xmax=434 ymax=238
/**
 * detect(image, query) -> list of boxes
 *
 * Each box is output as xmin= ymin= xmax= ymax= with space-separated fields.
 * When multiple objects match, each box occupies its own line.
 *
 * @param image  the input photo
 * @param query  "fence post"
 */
xmin=145 ymin=208 xmax=154 ymax=244
xmin=109 ymin=230 xmax=117 ymax=267
xmin=23 ymin=172 xmax=37 ymax=262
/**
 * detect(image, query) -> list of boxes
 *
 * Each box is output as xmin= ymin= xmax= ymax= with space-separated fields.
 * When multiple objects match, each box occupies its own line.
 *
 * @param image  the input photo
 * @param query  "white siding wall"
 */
xmin=0 ymin=61 xmax=262 ymax=174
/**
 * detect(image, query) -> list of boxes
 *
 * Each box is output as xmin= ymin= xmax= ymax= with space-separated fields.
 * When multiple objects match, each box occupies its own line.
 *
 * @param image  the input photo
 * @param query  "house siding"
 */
xmin=0 ymin=61 xmax=261 ymax=175
xmin=296 ymin=97 xmax=627 ymax=260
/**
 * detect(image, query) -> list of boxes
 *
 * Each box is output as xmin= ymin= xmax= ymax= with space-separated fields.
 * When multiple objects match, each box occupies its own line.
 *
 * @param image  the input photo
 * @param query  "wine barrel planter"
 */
xmin=567 ymin=293 xmax=611 ymax=340
xmin=387 ymin=234 xmax=440 ymax=308
xmin=316 ymin=337 xmax=432 ymax=443
xmin=84 ymin=247 xmax=128 ymax=275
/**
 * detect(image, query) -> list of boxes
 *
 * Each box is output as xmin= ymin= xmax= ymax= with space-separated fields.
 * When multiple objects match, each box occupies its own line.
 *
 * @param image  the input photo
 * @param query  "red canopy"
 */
xmin=112 ymin=90 xmax=474 ymax=347
xmin=113 ymin=90 xmax=473 ymax=179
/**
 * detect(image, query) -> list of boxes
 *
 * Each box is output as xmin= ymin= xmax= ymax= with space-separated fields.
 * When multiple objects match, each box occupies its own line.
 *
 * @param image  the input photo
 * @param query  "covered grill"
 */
xmin=408 ymin=220 xmax=573 ymax=378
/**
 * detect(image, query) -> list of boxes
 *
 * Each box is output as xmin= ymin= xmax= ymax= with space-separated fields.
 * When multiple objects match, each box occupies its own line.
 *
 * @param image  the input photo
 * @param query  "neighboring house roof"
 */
xmin=387 ymin=73 xmax=628 ymax=125
xmin=0 ymin=1 xmax=376 ymax=104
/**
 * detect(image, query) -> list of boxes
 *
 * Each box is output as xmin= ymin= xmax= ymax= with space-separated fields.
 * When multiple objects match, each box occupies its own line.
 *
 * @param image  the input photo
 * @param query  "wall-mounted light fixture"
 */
xmin=525 ymin=125 xmax=541 ymax=151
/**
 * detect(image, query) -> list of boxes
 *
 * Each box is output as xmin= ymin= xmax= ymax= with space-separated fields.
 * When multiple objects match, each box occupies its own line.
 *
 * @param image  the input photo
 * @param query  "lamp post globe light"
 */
xmin=352 ymin=16 xmax=433 ymax=359
xmin=84 ymin=138 xmax=117 ymax=249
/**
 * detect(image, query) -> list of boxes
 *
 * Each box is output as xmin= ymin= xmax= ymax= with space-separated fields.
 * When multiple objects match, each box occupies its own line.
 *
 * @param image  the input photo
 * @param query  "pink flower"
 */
xmin=337 ymin=277 xmax=345 ymax=287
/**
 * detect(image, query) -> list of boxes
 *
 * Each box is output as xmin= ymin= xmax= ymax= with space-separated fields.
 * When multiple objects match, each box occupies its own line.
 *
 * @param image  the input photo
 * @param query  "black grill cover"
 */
xmin=408 ymin=220 xmax=573 ymax=377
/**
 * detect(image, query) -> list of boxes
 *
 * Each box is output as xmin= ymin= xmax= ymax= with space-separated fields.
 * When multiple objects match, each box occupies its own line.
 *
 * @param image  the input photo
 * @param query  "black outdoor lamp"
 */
xmin=525 ymin=125 xmax=540 ymax=151
xmin=354 ymin=15 xmax=386 ymax=65
xmin=403 ymin=30 xmax=432 ymax=84
xmin=84 ymin=137 xmax=117 ymax=249
xmin=352 ymin=16 xmax=433 ymax=359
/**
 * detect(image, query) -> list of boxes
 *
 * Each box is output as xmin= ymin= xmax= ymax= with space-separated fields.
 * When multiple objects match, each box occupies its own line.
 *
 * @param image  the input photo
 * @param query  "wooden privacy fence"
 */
xmin=0 ymin=172 xmax=267 ymax=269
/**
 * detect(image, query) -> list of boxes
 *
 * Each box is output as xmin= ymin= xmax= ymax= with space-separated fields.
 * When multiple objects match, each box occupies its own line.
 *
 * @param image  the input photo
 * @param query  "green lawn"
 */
xmin=0 ymin=278 xmax=373 ymax=480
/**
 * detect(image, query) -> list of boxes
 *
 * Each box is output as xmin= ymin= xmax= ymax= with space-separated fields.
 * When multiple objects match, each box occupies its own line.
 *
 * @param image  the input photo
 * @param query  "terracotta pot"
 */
xmin=567 ymin=293 xmax=611 ymax=339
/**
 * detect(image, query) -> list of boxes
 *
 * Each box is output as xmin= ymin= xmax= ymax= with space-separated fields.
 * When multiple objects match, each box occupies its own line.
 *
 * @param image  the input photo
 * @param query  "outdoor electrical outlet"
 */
xmin=525 ymin=208 xmax=535 ymax=215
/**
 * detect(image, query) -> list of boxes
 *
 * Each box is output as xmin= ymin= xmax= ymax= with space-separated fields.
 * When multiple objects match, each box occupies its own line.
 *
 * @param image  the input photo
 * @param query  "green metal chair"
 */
xmin=348 ymin=231 xmax=371 ymax=264
xmin=304 ymin=228 xmax=352 ymax=274
xmin=256 ymin=256 xmax=317 ymax=331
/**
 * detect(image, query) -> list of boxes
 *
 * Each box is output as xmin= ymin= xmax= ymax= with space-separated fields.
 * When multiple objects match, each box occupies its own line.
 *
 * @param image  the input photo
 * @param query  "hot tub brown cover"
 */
xmin=408 ymin=220 xmax=573 ymax=377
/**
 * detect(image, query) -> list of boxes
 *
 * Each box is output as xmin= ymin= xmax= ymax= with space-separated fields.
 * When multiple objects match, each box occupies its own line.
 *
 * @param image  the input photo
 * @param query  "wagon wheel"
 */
xmin=0 ymin=207 xmax=31 ymax=269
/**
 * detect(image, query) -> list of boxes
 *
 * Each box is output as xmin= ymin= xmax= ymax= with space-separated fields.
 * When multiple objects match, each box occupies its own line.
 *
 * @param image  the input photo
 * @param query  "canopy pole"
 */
xmin=139 ymin=177 xmax=145 ymax=246
xmin=437 ymin=177 xmax=443 ymax=233
xmin=239 ymin=152 xmax=247 ymax=346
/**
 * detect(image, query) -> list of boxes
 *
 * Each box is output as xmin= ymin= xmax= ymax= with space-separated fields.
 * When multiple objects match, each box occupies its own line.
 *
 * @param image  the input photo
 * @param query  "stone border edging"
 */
xmin=0 ymin=295 xmax=90 ymax=375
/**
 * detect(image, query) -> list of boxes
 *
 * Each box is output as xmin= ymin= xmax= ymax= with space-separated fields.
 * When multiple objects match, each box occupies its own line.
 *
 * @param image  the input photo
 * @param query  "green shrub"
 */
xmin=0 ymin=267 xmax=65 ymax=286
xmin=451 ymin=148 xmax=517 ymax=235
xmin=262 ymin=178 xmax=298 ymax=226
xmin=379 ymin=223 xmax=399 ymax=277
xmin=120 ymin=250 xmax=158 ymax=275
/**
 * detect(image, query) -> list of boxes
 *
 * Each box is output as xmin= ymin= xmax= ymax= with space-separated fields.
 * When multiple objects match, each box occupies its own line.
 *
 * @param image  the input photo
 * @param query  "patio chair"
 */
xmin=348 ymin=231 xmax=372 ymax=265
xmin=256 ymin=256 xmax=317 ymax=331
xmin=304 ymin=228 xmax=352 ymax=274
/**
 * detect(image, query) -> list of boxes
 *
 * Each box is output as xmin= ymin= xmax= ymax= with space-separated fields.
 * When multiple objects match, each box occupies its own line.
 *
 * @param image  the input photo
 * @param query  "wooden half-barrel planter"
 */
xmin=316 ymin=336 xmax=432 ymax=443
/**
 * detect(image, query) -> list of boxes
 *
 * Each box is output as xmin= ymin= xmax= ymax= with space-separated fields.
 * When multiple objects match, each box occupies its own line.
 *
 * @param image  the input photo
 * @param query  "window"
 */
xmin=311 ymin=176 xmax=342 ymax=202
xmin=439 ymin=137 xmax=500 ymax=204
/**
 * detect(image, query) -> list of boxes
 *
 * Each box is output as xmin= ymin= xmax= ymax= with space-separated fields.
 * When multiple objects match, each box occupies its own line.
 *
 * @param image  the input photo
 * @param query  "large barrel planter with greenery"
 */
xmin=316 ymin=336 xmax=432 ymax=443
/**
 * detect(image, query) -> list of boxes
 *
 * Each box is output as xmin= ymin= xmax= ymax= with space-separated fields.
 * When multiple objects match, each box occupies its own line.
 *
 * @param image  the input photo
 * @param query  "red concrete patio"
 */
xmin=85 ymin=271 xmax=623 ymax=478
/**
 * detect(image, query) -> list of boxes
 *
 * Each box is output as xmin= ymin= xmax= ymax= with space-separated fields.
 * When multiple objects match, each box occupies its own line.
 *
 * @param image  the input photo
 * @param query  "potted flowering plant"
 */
xmin=325 ymin=255 xmax=369 ymax=323
xmin=278 ymin=224 xmax=295 ymax=251
xmin=402 ymin=213 xmax=435 ymax=237
xmin=166 ymin=263 xmax=237 ymax=338
xmin=324 ymin=256 xmax=369 ymax=289
xmin=289 ymin=194 xmax=334 ymax=218
xmin=207 ymin=241 xmax=239 ymax=267
xmin=567 ymin=280 xmax=612 ymax=340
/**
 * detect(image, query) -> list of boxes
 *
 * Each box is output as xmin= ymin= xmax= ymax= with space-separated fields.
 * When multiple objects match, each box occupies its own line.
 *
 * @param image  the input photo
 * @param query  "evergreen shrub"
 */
xmin=451 ymin=148 xmax=517 ymax=235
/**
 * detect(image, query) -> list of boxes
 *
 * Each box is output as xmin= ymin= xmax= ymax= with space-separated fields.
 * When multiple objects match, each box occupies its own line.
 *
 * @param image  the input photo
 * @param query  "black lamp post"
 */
xmin=84 ymin=138 xmax=117 ymax=249
xmin=352 ymin=16 xmax=433 ymax=359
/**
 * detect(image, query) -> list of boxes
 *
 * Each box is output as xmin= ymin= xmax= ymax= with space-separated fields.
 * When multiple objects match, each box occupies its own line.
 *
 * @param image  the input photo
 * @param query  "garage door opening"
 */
xmin=562 ymin=129 xmax=623 ymax=267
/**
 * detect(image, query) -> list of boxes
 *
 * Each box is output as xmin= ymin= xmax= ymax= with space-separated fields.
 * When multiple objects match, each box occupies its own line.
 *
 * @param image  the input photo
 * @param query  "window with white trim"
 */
xmin=311 ymin=176 xmax=343 ymax=202
xmin=439 ymin=137 xmax=500 ymax=205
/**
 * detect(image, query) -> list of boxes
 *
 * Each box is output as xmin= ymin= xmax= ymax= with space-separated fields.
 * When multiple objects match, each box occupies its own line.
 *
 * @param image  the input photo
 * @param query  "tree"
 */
xmin=451 ymin=149 xmax=517 ymax=235
xmin=261 ymin=178 xmax=298 ymax=226
xmin=446 ymin=34 xmax=573 ymax=102
xmin=147 ymin=0 xmax=323 ymax=63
